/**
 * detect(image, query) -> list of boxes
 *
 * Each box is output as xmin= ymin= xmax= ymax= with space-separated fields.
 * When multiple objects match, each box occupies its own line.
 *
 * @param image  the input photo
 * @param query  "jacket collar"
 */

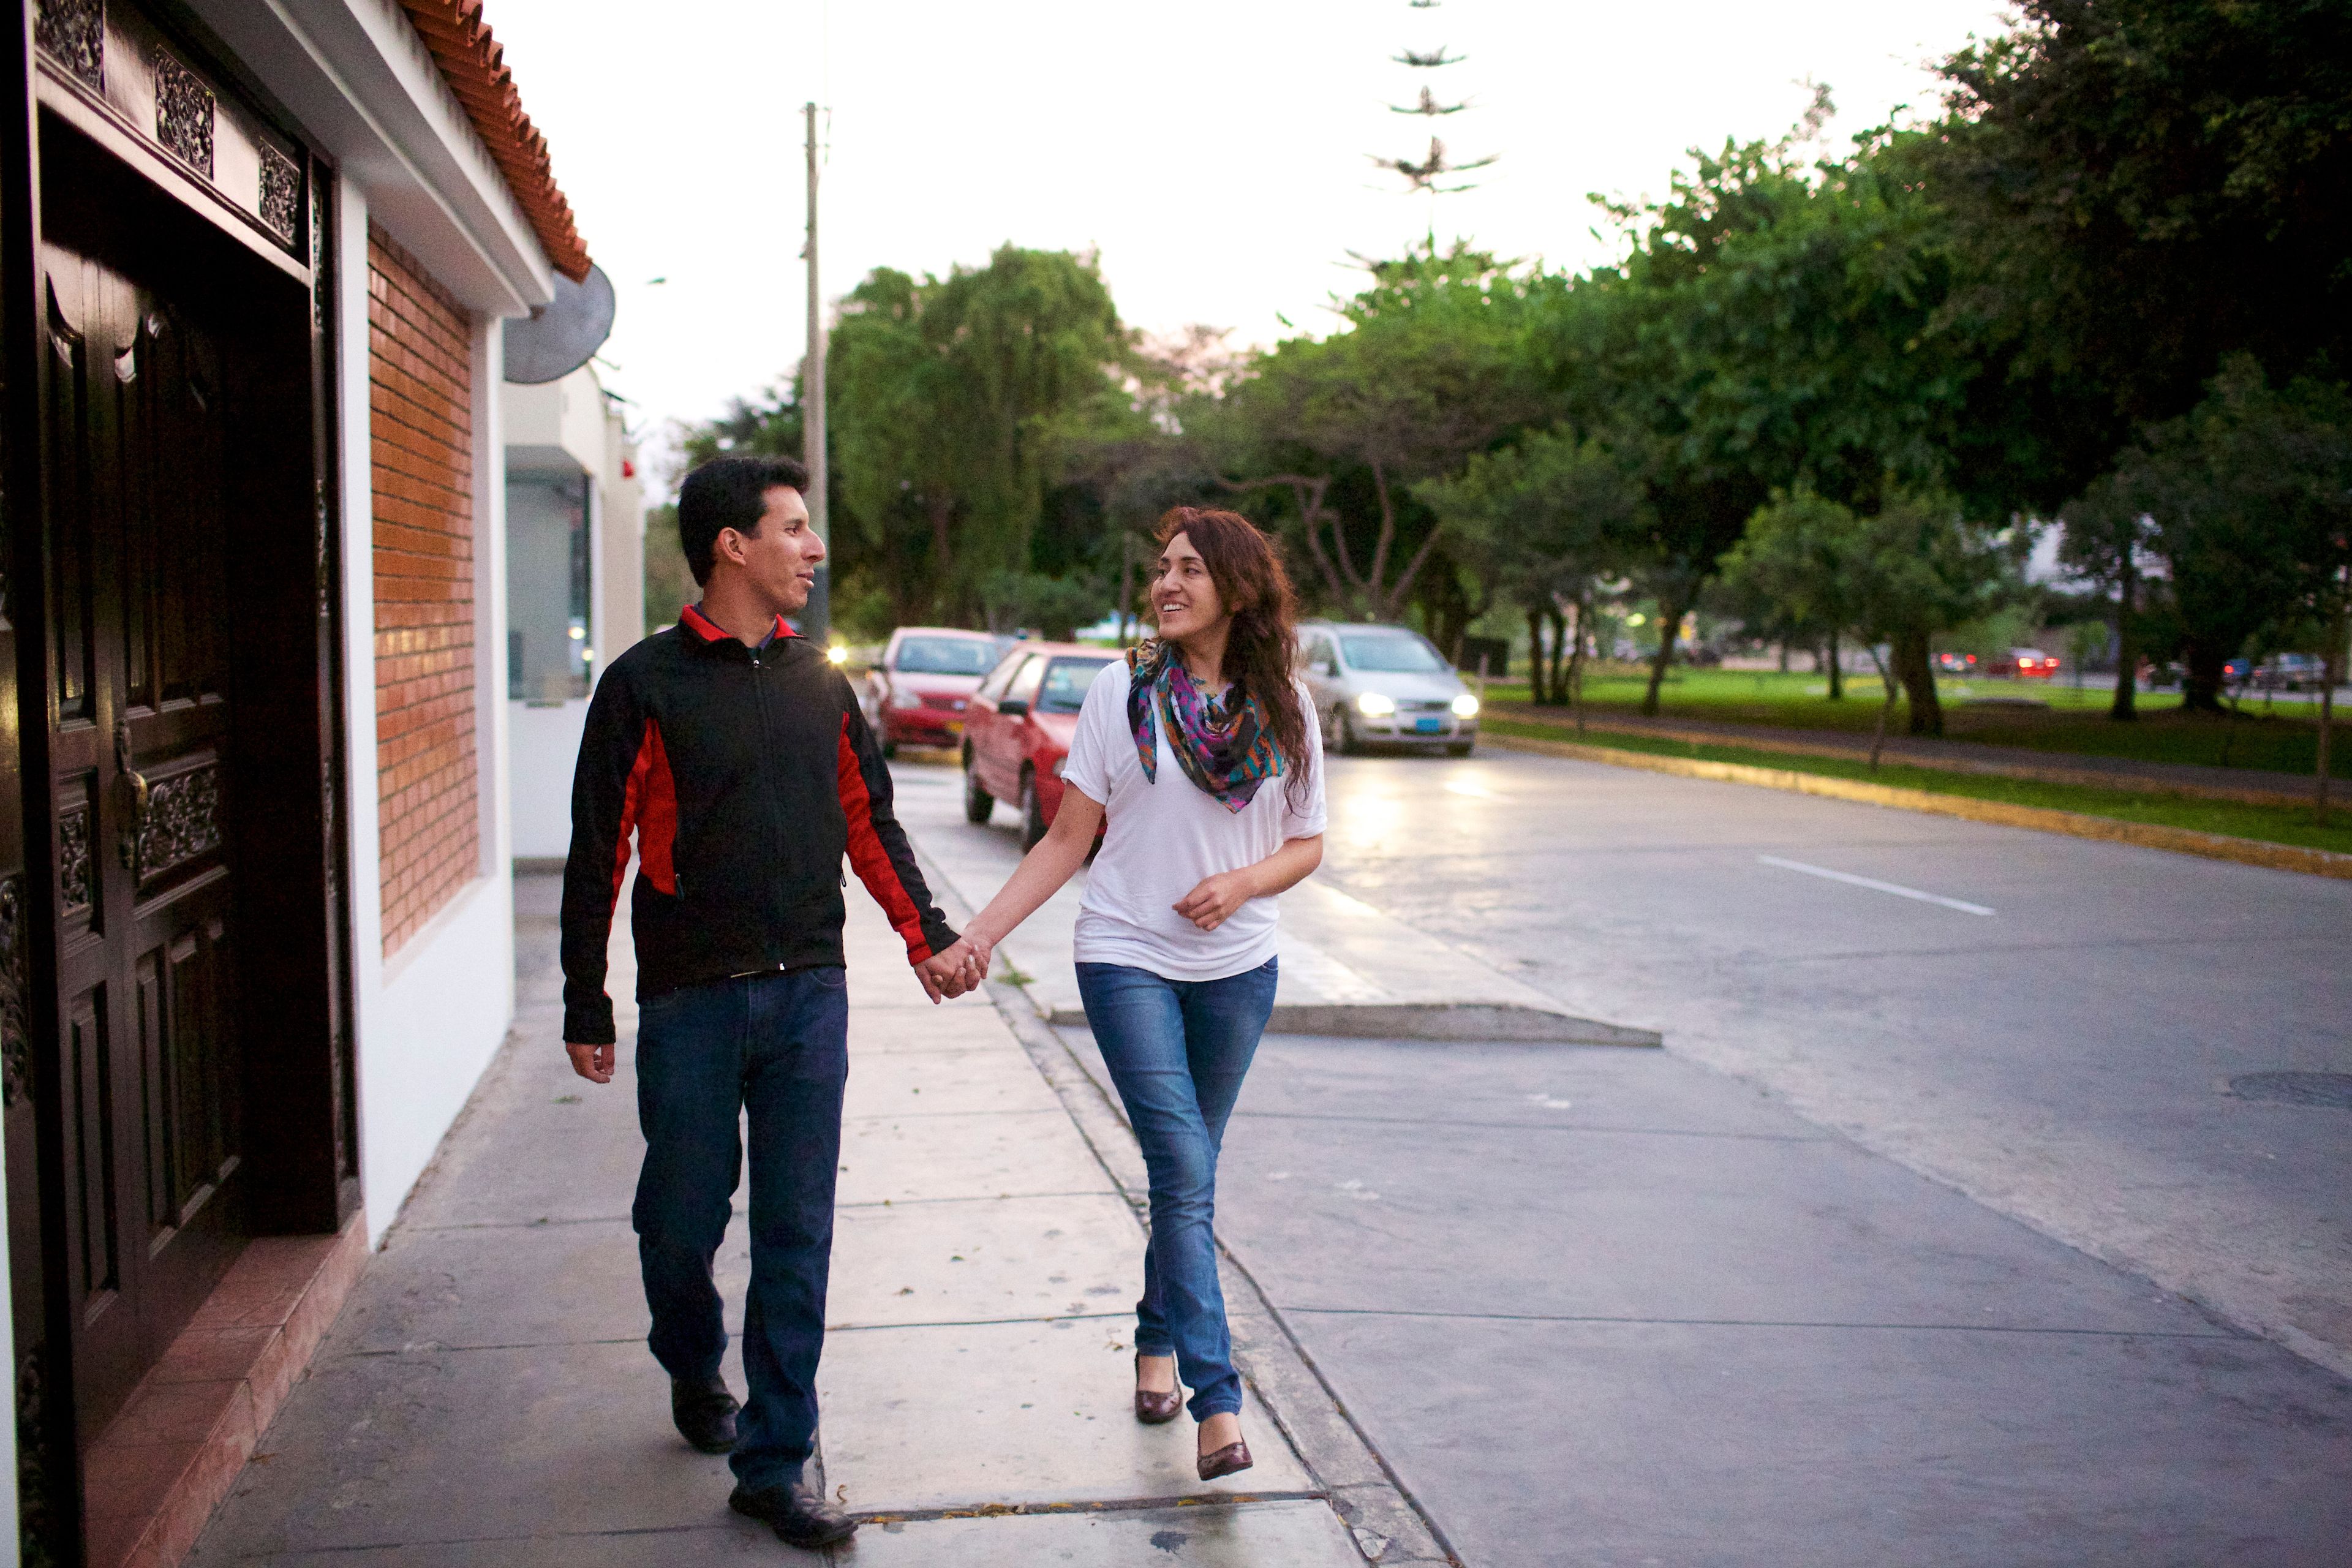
xmin=680 ymin=603 xmax=793 ymax=649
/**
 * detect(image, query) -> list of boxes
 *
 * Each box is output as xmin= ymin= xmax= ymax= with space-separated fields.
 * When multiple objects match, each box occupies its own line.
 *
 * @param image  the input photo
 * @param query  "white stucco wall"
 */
xmin=334 ymin=180 xmax=518 ymax=1248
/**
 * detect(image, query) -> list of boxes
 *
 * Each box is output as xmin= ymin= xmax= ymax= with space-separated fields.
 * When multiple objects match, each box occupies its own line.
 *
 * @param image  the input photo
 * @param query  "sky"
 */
xmin=483 ymin=0 xmax=2012 ymax=483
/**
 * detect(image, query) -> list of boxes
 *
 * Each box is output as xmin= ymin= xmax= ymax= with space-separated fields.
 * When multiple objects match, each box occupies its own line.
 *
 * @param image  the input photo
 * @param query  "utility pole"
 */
xmin=802 ymin=100 xmax=830 ymax=643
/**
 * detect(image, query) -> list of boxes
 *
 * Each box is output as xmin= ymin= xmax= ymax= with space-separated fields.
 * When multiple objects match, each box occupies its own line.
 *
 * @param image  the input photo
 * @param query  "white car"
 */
xmin=1297 ymin=620 xmax=1480 ymax=756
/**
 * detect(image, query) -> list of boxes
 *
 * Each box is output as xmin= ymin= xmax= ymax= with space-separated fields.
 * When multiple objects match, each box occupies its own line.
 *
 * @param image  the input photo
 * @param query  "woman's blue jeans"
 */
xmin=633 ymin=967 xmax=848 ymax=1493
xmin=1076 ymin=957 xmax=1278 ymax=1422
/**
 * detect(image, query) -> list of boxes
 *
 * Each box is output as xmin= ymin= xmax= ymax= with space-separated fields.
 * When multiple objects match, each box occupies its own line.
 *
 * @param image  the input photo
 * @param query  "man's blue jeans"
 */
xmin=633 ymin=967 xmax=848 ymax=1491
xmin=1076 ymin=957 xmax=1278 ymax=1421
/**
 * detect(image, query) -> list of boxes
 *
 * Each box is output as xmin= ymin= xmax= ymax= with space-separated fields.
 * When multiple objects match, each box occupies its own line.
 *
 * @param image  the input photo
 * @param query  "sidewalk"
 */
xmin=1488 ymin=701 xmax=2331 ymax=806
xmin=183 ymin=873 xmax=1415 ymax=1566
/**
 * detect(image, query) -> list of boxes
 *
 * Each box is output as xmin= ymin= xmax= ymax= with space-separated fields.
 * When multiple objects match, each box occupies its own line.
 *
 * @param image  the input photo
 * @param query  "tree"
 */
xmin=2056 ymin=478 xmax=2155 ymax=719
xmin=1728 ymin=488 xmax=2016 ymax=738
xmin=1215 ymin=244 xmax=1543 ymax=621
xmin=1419 ymin=425 xmax=1646 ymax=709
xmin=828 ymin=247 xmax=1131 ymax=624
xmin=1719 ymin=489 xmax=1875 ymax=702
xmin=2095 ymin=357 xmax=2352 ymax=714
xmin=1934 ymin=0 xmax=2352 ymax=503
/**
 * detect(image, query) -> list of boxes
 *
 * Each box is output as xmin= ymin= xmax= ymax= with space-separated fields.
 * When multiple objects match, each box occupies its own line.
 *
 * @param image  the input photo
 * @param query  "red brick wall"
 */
xmin=369 ymin=223 xmax=480 ymax=955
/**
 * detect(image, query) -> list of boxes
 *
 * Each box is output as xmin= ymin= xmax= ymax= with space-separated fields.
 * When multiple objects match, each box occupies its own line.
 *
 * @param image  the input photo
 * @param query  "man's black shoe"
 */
xmin=671 ymin=1375 xmax=740 ymax=1454
xmin=729 ymin=1482 xmax=858 ymax=1548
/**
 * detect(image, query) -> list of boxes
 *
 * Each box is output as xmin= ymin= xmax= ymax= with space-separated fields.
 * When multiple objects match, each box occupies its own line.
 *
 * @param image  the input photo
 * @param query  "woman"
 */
xmin=939 ymin=507 xmax=1324 ymax=1480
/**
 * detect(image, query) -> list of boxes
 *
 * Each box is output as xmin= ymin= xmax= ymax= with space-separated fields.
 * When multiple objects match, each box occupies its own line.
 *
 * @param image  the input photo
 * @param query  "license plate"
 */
xmin=1415 ymin=717 xmax=1442 ymax=733
xmin=944 ymin=720 xmax=962 ymax=736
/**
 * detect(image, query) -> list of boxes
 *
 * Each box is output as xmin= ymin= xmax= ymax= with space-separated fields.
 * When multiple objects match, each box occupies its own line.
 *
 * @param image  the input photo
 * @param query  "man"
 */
xmin=560 ymin=454 xmax=976 ymax=1548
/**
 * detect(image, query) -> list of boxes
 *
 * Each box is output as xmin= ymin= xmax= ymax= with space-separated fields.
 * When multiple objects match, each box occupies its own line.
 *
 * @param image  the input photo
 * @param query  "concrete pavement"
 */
xmin=904 ymin=748 xmax=2352 ymax=1566
xmin=183 ymin=873 xmax=1396 ymax=1566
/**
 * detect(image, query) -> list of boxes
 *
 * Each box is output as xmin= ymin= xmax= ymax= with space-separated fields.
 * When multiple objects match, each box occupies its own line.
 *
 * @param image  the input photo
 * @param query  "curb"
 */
xmin=1039 ymin=1000 xmax=1662 ymax=1047
xmin=1487 ymin=734 xmax=2352 ymax=881
xmin=1485 ymin=709 xmax=2322 ymax=808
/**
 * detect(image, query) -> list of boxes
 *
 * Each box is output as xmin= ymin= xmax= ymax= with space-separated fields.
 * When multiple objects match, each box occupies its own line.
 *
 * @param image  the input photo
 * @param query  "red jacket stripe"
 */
xmin=637 ymin=722 xmax=679 ymax=894
xmin=610 ymin=718 xmax=680 ymax=905
xmin=837 ymin=716 xmax=933 ymax=962
xmin=612 ymin=723 xmax=653 ymax=910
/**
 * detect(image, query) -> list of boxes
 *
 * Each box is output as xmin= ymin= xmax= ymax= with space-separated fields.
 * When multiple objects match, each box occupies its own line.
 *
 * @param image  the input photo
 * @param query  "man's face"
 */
xmin=715 ymin=485 xmax=824 ymax=614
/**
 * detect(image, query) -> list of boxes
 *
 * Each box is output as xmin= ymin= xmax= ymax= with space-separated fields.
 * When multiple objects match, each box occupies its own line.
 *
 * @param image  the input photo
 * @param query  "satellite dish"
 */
xmin=503 ymin=262 xmax=616 ymax=385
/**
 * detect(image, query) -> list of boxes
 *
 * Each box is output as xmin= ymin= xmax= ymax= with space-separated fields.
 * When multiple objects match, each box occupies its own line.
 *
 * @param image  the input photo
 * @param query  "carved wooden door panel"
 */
xmin=43 ymin=241 xmax=244 ymax=1442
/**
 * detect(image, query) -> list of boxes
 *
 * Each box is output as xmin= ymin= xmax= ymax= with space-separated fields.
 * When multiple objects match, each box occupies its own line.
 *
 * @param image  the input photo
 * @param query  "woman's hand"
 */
xmin=1173 ymin=869 xmax=1259 ymax=932
xmin=933 ymin=932 xmax=993 ymax=989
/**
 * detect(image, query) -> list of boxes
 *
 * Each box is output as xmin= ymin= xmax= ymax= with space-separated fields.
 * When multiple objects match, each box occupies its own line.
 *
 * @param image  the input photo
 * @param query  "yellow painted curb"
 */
xmin=1487 ymin=734 xmax=2352 ymax=881
xmin=1484 ymin=706 xmax=2315 ymax=808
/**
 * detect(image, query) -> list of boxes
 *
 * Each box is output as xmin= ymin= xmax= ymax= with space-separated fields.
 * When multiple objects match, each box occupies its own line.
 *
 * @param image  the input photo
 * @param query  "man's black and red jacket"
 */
xmin=559 ymin=606 xmax=959 ymax=1046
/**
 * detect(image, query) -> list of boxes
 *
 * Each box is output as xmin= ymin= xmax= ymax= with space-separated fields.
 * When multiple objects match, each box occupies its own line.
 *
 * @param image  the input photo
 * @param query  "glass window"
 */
xmin=1037 ymin=656 xmax=1112 ymax=713
xmin=975 ymin=648 xmax=1026 ymax=703
xmin=894 ymin=635 xmax=999 ymax=676
xmin=1006 ymin=654 xmax=1047 ymax=705
xmin=1340 ymin=633 xmax=1449 ymax=673
xmin=508 ymin=472 xmax=591 ymax=703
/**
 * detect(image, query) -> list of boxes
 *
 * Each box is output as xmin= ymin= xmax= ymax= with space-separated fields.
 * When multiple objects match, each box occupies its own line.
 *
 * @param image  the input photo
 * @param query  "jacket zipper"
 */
xmin=750 ymin=644 xmax=787 ymax=964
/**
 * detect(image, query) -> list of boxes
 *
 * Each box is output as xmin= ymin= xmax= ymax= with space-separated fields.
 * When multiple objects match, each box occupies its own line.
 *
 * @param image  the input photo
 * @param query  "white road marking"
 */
xmin=1444 ymin=777 xmax=1498 ymax=800
xmin=1757 ymin=855 xmax=1996 ymax=917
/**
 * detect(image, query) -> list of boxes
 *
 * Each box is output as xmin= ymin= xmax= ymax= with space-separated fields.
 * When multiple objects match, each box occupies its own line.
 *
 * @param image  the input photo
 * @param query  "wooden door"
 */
xmin=42 ymin=239 xmax=244 ymax=1441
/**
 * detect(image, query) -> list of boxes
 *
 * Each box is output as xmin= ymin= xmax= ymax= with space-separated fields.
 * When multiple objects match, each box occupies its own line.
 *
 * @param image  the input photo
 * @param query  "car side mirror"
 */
xmin=997 ymin=698 xmax=1030 ymax=718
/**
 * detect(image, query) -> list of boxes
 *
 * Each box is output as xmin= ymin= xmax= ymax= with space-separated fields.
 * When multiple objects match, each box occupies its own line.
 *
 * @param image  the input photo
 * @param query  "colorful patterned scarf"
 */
xmin=1127 ymin=641 xmax=1283 ymax=813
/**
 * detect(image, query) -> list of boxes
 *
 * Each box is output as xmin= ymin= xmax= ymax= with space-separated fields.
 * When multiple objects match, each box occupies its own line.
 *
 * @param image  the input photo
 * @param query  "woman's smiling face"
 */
xmin=1152 ymin=532 xmax=1226 ymax=643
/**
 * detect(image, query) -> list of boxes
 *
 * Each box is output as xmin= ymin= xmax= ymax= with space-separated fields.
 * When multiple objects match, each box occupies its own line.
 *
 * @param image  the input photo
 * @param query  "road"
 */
xmin=888 ymin=748 xmax=2352 ymax=1566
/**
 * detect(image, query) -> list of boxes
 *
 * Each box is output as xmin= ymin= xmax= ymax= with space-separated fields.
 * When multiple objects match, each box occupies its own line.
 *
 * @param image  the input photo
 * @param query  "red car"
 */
xmin=864 ymin=627 xmax=1007 ymax=756
xmin=1989 ymin=647 xmax=2060 ymax=680
xmin=962 ymin=642 xmax=1117 ymax=847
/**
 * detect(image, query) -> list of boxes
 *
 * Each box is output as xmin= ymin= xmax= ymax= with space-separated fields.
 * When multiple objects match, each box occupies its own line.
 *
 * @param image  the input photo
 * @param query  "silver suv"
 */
xmin=1298 ymin=620 xmax=1480 ymax=756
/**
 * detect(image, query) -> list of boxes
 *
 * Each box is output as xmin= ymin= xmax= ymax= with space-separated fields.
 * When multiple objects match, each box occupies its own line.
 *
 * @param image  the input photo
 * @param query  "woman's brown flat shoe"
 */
xmin=1196 ymin=1438 xmax=1253 ymax=1481
xmin=1134 ymin=1355 xmax=1182 ymax=1425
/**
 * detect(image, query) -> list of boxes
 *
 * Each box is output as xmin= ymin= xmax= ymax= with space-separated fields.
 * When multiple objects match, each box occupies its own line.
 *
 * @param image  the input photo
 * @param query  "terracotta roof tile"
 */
xmin=396 ymin=0 xmax=591 ymax=282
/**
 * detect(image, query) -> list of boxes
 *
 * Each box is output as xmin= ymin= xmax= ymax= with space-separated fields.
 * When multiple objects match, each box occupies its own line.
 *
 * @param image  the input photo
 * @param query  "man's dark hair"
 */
xmin=676 ymin=454 xmax=810 ymax=585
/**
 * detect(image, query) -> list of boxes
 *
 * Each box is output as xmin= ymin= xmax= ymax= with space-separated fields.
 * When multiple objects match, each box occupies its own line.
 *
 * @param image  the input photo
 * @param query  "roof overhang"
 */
xmin=179 ymin=0 xmax=564 ymax=317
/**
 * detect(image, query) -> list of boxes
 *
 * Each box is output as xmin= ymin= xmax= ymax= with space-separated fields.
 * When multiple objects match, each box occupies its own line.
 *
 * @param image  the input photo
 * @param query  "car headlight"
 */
xmin=1355 ymin=692 xmax=1396 ymax=717
xmin=888 ymin=687 xmax=921 ymax=709
xmin=1452 ymin=693 xmax=1481 ymax=718
xmin=1051 ymin=756 xmax=1066 ymax=778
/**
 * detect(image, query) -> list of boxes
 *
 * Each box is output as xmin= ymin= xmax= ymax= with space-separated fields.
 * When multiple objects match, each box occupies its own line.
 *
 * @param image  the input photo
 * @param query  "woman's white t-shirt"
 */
xmin=1060 ymin=660 xmax=1327 ymax=981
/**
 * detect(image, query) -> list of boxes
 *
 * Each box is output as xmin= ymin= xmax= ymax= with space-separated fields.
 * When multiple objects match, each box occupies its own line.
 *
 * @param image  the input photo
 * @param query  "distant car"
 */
xmin=864 ymin=628 xmax=1008 ymax=756
xmin=1297 ymin=620 xmax=1480 ymax=756
xmin=2253 ymin=653 xmax=2328 ymax=692
xmin=1935 ymin=651 xmax=1980 ymax=674
xmin=1988 ymin=647 xmax=2059 ymax=680
xmin=962 ymin=642 xmax=1117 ymax=847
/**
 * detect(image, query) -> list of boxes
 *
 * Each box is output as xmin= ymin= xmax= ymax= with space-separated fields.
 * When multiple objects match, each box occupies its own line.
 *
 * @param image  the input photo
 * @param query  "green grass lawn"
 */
xmin=1480 ymin=666 xmax=2346 ymax=779
xmin=1482 ymin=717 xmax=2352 ymax=858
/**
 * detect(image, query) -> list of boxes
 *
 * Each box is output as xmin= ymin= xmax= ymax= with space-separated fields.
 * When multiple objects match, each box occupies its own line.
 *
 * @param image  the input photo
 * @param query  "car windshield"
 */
xmin=1340 ymin=633 xmax=1449 ymax=674
xmin=895 ymin=635 xmax=998 ymax=676
xmin=1037 ymin=657 xmax=1112 ymax=714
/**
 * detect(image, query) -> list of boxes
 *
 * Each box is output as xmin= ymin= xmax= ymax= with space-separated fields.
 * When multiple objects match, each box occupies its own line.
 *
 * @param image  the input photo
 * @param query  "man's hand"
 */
xmin=567 ymin=1042 xmax=615 ymax=1084
xmin=1173 ymin=870 xmax=1258 ymax=932
xmin=915 ymin=935 xmax=991 ymax=1003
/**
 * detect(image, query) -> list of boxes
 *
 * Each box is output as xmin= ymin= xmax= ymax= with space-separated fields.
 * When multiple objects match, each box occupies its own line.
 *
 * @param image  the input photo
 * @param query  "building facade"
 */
xmin=504 ymin=361 xmax=643 ymax=862
xmin=1 ymin=2 xmax=595 ymax=1562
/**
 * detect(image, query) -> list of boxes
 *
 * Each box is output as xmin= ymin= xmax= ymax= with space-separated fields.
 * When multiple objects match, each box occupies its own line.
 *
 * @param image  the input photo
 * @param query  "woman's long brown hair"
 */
xmin=1148 ymin=507 xmax=1315 ymax=811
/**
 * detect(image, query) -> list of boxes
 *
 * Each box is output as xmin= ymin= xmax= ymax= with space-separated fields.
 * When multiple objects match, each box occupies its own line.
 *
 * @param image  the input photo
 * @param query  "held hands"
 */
xmin=1173 ymin=870 xmax=1257 ymax=932
xmin=915 ymin=933 xmax=991 ymax=1003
